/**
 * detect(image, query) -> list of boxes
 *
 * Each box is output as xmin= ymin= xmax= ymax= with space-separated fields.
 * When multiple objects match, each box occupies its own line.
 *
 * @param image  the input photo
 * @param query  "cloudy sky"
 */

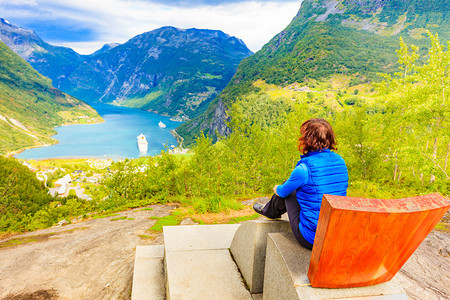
xmin=0 ymin=0 xmax=302 ymax=54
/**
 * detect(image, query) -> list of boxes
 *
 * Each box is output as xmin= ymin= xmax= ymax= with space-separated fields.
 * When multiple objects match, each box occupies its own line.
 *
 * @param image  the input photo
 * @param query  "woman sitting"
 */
xmin=253 ymin=118 xmax=349 ymax=250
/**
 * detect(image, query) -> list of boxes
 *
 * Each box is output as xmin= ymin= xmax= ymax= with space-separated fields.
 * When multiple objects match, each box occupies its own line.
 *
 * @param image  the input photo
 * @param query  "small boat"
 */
xmin=158 ymin=121 xmax=166 ymax=128
xmin=137 ymin=133 xmax=148 ymax=152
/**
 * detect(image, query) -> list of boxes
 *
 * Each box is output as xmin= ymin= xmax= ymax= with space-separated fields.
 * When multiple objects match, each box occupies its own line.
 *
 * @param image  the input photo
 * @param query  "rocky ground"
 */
xmin=0 ymin=204 xmax=448 ymax=300
xmin=0 ymin=205 xmax=175 ymax=300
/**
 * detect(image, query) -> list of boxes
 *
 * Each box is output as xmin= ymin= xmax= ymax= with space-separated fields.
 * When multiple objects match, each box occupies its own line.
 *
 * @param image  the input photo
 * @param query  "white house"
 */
xmin=54 ymin=174 xmax=72 ymax=187
xmin=54 ymin=174 xmax=72 ymax=196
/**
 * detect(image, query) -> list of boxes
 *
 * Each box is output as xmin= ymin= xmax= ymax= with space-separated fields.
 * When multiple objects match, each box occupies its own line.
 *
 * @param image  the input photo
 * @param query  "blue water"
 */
xmin=16 ymin=102 xmax=180 ymax=160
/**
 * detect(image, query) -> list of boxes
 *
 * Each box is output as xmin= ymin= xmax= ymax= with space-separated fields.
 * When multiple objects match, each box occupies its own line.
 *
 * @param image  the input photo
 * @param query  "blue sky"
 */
xmin=0 ymin=0 xmax=302 ymax=54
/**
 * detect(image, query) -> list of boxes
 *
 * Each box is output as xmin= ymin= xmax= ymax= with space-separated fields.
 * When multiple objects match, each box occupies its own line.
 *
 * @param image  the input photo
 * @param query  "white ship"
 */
xmin=158 ymin=121 xmax=166 ymax=128
xmin=137 ymin=133 xmax=148 ymax=152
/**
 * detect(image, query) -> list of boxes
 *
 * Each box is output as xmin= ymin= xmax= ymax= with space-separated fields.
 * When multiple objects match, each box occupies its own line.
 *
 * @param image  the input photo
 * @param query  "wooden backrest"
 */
xmin=307 ymin=193 xmax=449 ymax=288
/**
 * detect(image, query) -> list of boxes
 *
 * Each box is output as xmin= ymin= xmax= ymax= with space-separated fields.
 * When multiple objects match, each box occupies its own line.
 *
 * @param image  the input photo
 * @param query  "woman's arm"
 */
xmin=275 ymin=164 xmax=308 ymax=198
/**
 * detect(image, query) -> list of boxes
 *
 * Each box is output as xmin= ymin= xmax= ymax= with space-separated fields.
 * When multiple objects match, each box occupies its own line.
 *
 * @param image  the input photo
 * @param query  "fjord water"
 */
xmin=16 ymin=103 xmax=179 ymax=160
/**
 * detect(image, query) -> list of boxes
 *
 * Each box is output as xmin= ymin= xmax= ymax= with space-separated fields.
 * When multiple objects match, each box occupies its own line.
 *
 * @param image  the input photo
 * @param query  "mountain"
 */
xmin=0 ymin=21 xmax=253 ymax=120
xmin=0 ymin=41 xmax=101 ymax=155
xmin=91 ymin=43 xmax=120 ymax=56
xmin=0 ymin=18 xmax=83 ymax=84
xmin=59 ymin=27 xmax=253 ymax=119
xmin=177 ymin=0 xmax=449 ymax=144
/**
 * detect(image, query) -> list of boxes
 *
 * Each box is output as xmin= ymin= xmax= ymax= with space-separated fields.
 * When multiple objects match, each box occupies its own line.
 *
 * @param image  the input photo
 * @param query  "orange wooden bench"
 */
xmin=308 ymin=193 xmax=449 ymax=288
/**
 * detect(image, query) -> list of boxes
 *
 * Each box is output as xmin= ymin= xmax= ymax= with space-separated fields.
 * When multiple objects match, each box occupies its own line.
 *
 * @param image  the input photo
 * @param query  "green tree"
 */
xmin=378 ymin=32 xmax=449 ymax=184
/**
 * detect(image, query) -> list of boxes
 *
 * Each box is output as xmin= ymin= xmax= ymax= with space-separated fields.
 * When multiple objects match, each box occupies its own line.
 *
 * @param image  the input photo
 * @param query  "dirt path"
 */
xmin=0 ymin=203 xmax=448 ymax=300
xmin=0 ymin=205 xmax=175 ymax=300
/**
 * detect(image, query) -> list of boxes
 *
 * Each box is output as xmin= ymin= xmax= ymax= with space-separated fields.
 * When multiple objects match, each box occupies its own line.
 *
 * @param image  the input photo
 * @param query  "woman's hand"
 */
xmin=273 ymin=185 xmax=279 ymax=196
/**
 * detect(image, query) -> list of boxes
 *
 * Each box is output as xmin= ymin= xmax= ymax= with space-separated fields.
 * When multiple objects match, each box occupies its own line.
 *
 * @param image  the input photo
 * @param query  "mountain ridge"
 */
xmin=176 ymin=0 xmax=449 ymax=144
xmin=0 ymin=18 xmax=83 ymax=83
xmin=0 ymin=21 xmax=253 ymax=120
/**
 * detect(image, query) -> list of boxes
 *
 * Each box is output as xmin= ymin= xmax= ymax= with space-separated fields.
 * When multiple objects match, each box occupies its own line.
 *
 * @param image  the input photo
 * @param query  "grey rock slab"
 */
xmin=230 ymin=220 xmax=291 ymax=293
xmin=263 ymin=233 xmax=406 ymax=300
xmin=163 ymin=224 xmax=240 ymax=251
xmin=165 ymin=249 xmax=252 ymax=300
xmin=132 ymin=245 xmax=165 ymax=300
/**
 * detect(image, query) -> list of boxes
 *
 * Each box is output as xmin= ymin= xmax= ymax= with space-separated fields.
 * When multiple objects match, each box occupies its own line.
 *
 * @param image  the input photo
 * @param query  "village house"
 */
xmin=54 ymin=174 xmax=72 ymax=196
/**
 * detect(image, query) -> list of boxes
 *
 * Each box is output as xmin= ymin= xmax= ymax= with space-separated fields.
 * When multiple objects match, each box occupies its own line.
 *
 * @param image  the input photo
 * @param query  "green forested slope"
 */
xmin=1 ymin=36 xmax=447 ymax=235
xmin=107 ymin=34 xmax=449 ymax=205
xmin=0 ymin=156 xmax=54 ymax=231
xmin=0 ymin=41 xmax=101 ymax=155
xmin=178 ymin=0 xmax=449 ymax=144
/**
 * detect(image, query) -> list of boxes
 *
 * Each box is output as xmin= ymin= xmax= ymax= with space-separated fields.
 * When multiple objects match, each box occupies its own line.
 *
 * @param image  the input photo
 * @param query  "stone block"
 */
xmin=165 ymin=249 xmax=252 ymax=300
xmin=135 ymin=244 xmax=164 ymax=259
xmin=230 ymin=220 xmax=291 ymax=293
xmin=263 ymin=233 xmax=406 ymax=300
xmin=132 ymin=245 xmax=165 ymax=300
xmin=163 ymin=224 xmax=240 ymax=251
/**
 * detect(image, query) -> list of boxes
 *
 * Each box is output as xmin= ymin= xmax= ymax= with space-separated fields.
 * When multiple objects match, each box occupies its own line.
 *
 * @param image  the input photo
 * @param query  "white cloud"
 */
xmin=4 ymin=0 xmax=302 ymax=54
xmin=56 ymin=41 xmax=108 ymax=54
xmin=0 ymin=0 xmax=37 ymax=5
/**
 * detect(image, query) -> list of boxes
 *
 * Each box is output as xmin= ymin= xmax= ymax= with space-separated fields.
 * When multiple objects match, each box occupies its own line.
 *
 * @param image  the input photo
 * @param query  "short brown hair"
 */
xmin=298 ymin=118 xmax=337 ymax=154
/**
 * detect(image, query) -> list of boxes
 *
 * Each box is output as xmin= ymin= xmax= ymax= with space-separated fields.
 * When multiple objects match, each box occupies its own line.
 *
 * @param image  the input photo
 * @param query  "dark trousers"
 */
xmin=262 ymin=191 xmax=313 ymax=250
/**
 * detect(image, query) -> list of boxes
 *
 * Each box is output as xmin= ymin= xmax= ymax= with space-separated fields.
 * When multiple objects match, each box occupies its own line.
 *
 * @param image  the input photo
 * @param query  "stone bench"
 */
xmin=230 ymin=220 xmax=292 ymax=293
xmin=231 ymin=193 xmax=449 ymax=299
xmin=264 ymin=232 xmax=407 ymax=300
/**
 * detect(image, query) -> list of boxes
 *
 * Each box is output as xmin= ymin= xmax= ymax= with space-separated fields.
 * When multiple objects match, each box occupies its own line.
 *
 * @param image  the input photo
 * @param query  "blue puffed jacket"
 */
xmin=297 ymin=149 xmax=348 ymax=244
xmin=277 ymin=149 xmax=348 ymax=244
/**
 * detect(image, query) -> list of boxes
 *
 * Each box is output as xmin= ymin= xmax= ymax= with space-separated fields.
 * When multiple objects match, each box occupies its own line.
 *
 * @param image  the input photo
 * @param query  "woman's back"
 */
xmin=296 ymin=148 xmax=348 ymax=244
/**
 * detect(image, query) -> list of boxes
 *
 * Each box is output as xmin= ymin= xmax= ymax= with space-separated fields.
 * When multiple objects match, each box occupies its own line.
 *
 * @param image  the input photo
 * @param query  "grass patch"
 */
xmin=191 ymin=218 xmax=206 ymax=225
xmin=139 ymin=208 xmax=154 ymax=211
xmin=0 ymin=227 xmax=89 ymax=249
xmin=229 ymin=213 xmax=260 ymax=224
xmin=93 ymin=213 xmax=120 ymax=219
xmin=191 ymin=195 xmax=243 ymax=214
xmin=138 ymin=234 xmax=157 ymax=240
xmin=61 ymin=227 xmax=89 ymax=233
xmin=0 ymin=236 xmax=40 ymax=249
xmin=110 ymin=216 xmax=134 ymax=221
xmin=434 ymin=222 xmax=449 ymax=232
xmin=149 ymin=210 xmax=184 ymax=232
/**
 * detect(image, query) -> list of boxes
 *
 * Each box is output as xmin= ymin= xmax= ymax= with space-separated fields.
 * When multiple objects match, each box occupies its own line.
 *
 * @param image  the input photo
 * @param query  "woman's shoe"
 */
xmin=253 ymin=203 xmax=265 ymax=215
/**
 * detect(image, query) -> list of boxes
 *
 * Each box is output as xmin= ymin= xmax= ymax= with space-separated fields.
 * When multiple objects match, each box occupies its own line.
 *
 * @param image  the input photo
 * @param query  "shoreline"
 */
xmin=170 ymin=129 xmax=184 ymax=148
xmin=6 ymin=140 xmax=57 ymax=158
xmin=16 ymin=155 xmax=120 ymax=162
xmin=60 ymin=119 xmax=104 ymax=127
xmin=4 ymin=106 xmax=185 ymax=160
xmin=5 ymin=119 xmax=104 ymax=158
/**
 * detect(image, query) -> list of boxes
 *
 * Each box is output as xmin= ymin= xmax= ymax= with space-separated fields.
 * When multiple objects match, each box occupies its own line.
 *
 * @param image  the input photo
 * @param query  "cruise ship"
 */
xmin=158 ymin=121 xmax=166 ymax=128
xmin=137 ymin=133 xmax=148 ymax=152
